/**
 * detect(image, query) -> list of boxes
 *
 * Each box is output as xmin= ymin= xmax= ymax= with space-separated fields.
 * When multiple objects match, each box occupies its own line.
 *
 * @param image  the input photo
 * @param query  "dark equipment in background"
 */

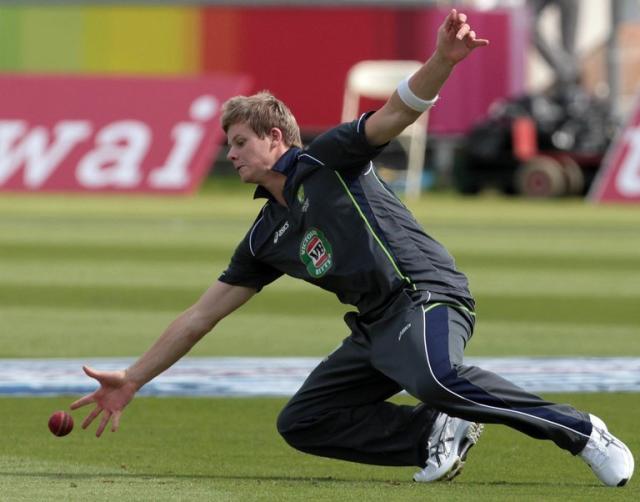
xmin=453 ymin=89 xmax=617 ymax=197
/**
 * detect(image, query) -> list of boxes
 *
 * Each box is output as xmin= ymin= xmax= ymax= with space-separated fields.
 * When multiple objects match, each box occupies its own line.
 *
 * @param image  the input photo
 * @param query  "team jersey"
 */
xmin=219 ymin=113 xmax=473 ymax=318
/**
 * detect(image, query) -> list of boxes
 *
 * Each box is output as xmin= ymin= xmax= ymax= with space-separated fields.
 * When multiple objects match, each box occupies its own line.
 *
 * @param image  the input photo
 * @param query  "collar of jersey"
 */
xmin=253 ymin=146 xmax=302 ymax=201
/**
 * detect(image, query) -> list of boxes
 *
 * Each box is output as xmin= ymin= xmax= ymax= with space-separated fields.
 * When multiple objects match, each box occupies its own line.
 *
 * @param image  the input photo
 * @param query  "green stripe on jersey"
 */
xmin=334 ymin=171 xmax=413 ymax=287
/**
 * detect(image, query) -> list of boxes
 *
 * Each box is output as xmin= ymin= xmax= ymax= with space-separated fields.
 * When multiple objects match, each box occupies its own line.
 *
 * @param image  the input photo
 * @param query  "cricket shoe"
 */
xmin=579 ymin=414 xmax=634 ymax=487
xmin=414 ymin=413 xmax=483 ymax=483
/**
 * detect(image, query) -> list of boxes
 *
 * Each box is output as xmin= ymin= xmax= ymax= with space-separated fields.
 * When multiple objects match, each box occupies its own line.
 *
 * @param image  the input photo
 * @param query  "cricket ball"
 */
xmin=48 ymin=410 xmax=74 ymax=437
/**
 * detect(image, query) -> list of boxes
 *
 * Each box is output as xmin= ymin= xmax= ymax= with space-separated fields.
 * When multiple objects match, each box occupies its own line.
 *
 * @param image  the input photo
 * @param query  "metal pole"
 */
xmin=606 ymin=0 xmax=621 ymax=120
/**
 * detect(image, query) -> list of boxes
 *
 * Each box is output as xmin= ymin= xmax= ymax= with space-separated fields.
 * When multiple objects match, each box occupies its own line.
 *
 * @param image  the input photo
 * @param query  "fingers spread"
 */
xmin=82 ymin=365 xmax=100 ymax=379
xmin=96 ymin=412 xmax=112 ymax=437
xmin=111 ymin=411 xmax=122 ymax=432
xmin=70 ymin=393 xmax=95 ymax=410
xmin=82 ymin=404 xmax=103 ymax=429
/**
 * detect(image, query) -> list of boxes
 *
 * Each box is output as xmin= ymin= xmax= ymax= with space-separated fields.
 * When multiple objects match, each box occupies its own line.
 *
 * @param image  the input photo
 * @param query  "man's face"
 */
xmin=226 ymin=122 xmax=277 ymax=184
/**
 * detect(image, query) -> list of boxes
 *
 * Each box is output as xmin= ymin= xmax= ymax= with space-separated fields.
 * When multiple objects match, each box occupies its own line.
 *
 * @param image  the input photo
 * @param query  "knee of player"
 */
xmin=276 ymin=405 xmax=304 ymax=439
xmin=276 ymin=407 xmax=292 ymax=435
xmin=276 ymin=406 xmax=314 ymax=452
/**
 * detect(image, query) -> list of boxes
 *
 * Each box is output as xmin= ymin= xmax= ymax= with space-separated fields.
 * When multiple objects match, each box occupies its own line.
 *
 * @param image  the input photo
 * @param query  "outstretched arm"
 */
xmin=365 ymin=9 xmax=489 ymax=146
xmin=70 ymin=281 xmax=255 ymax=436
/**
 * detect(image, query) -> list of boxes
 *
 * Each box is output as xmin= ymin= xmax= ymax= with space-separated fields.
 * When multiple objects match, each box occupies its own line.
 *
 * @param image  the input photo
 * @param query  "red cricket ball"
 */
xmin=48 ymin=410 xmax=74 ymax=437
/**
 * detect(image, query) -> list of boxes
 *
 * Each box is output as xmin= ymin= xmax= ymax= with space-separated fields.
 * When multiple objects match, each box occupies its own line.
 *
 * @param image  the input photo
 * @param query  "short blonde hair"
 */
xmin=221 ymin=91 xmax=303 ymax=148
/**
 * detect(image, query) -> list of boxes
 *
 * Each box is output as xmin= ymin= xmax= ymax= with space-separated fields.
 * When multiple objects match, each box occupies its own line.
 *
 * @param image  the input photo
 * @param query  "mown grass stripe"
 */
xmin=2 ymin=243 xmax=639 ymax=274
xmin=470 ymin=320 xmax=640 ymax=357
xmin=0 ymin=283 xmax=342 ymax=317
xmin=0 ymin=306 xmax=345 ymax=358
xmin=0 ymin=242 xmax=232 ymax=262
xmin=1 ymin=283 xmax=638 ymax=326
xmin=3 ymin=257 xmax=639 ymax=298
xmin=2 ymin=303 xmax=638 ymax=358
xmin=454 ymin=252 xmax=640 ymax=271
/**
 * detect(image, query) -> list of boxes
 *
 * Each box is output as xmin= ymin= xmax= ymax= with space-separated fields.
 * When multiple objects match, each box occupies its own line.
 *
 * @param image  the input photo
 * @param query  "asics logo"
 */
xmin=273 ymin=221 xmax=290 ymax=244
xmin=597 ymin=429 xmax=620 ymax=449
xmin=398 ymin=323 xmax=412 ymax=341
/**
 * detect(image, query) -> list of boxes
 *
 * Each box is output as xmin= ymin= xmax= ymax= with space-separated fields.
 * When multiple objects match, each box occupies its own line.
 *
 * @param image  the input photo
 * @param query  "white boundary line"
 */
xmin=1 ymin=356 xmax=639 ymax=397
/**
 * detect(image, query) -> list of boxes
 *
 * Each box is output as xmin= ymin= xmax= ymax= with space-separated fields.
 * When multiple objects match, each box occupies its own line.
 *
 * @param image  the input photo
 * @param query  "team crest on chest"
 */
xmin=300 ymin=228 xmax=333 ymax=277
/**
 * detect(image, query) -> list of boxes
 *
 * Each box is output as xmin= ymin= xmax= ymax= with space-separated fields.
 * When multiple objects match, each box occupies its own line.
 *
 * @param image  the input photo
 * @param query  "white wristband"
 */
xmin=397 ymin=76 xmax=439 ymax=112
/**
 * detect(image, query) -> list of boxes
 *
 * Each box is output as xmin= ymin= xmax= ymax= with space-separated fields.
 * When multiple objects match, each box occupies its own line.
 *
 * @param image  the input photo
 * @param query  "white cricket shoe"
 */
xmin=579 ymin=414 xmax=634 ymax=487
xmin=414 ymin=413 xmax=483 ymax=483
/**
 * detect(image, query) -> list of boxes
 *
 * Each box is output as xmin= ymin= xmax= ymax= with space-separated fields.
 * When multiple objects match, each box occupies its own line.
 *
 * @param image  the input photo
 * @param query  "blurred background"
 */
xmin=1 ymin=4 xmax=639 ymax=497
xmin=1 ymin=0 xmax=639 ymax=200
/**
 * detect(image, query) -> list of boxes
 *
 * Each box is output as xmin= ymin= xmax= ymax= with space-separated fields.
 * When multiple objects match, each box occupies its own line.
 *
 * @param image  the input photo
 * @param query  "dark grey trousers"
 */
xmin=277 ymin=292 xmax=592 ymax=467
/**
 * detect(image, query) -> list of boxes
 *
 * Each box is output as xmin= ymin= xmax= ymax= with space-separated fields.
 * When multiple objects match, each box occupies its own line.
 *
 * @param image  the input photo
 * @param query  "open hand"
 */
xmin=70 ymin=365 xmax=138 ymax=437
xmin=437 ymin=9 xmax=490 ymax=65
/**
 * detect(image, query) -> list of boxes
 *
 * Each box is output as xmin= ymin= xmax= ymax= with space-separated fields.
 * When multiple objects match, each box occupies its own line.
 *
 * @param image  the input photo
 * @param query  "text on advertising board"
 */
xmin=0 ymin=75 xmax=250 ymax=193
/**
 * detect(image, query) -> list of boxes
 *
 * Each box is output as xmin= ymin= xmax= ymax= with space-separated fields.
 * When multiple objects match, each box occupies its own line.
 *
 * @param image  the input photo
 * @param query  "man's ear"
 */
xmin=269 ymin=127 xmax=284 ymax=147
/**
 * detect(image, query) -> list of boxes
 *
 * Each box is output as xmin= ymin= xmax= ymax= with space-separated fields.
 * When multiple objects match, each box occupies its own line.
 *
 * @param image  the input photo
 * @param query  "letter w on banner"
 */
xmin=590 ymin=92 xmax=640 ymax=203
xmin=0 ymin=74 xmax=250 ymax=193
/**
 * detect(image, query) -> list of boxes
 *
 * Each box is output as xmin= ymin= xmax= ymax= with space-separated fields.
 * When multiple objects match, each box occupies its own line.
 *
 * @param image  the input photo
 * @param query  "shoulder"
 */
xmin=302 ymin=112 xmax=385 ymax=172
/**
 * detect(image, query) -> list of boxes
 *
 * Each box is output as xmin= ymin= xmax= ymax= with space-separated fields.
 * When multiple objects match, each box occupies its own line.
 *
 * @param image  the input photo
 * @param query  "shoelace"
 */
xmin=427 ymin=420 xmax=455 ymax=467
xmin=588 ymin=427 xmax=619 ymax=468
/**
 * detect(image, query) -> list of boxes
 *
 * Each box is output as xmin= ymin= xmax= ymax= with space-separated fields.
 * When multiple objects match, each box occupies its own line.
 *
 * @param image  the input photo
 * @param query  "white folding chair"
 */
xmin=341 ymin=60 xmax=429 ymax=198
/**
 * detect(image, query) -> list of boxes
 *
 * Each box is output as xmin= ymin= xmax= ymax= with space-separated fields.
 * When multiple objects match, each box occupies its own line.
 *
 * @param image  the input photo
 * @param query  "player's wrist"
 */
xmin=123 ymin=369 xmax=145 ymax=392
xmin=397 ymin=77 xmax=440 ymax=113
xmin=431 ymin=49 xmax=457 ymax=70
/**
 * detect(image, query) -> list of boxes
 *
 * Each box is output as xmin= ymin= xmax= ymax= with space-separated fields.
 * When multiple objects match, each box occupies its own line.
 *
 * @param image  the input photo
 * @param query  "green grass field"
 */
xmin=1 ymin=181 xmax=639 ymax=500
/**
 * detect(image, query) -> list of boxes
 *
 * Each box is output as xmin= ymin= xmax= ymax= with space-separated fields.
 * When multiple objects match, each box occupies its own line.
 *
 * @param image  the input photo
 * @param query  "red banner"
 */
xmin=0 ymin=74 xmax=250 ymax=193
xmin=590 ymin=94 xmax=640 ymax=203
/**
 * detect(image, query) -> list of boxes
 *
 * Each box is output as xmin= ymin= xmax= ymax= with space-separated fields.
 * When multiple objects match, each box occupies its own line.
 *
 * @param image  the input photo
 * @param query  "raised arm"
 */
xmin=70 ymin=280 xmax=255 ymax=436
xmin=365 ymin=9 xmax=489 ymax=146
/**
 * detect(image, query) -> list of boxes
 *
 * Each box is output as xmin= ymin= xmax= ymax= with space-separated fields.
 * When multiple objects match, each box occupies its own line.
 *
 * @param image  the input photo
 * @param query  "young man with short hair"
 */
xmin=72 ymin=10 xmax=633 ymax=486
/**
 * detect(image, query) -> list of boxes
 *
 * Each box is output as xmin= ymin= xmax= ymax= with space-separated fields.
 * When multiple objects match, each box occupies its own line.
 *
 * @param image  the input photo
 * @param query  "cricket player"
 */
xmin=71 ymin=10 xmax=633 ymax=486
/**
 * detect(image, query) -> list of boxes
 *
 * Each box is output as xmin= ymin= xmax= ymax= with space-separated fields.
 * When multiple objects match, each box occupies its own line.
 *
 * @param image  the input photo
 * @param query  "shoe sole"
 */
xmin=440 ymin=422 xmax=484 ymax=482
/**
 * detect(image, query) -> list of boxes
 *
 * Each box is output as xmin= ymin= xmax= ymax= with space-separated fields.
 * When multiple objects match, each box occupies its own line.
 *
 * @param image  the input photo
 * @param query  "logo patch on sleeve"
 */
xmin=296 ymin=184 xmax=305 ymax=204
xmin=300 ymin=228 xmax=333 ymax=277
xmin=297 ymin=184 xmax=310 ymax=212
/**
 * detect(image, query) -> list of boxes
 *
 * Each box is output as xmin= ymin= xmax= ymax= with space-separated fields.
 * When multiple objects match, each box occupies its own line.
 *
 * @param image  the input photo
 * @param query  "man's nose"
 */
xmin=227 ymin=148 xmax=236 ymax=161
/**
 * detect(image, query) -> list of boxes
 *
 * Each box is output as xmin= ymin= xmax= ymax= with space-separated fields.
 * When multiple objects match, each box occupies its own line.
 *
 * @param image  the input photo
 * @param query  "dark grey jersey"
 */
xmin=219 ymin=113 xmax=473 ymax=317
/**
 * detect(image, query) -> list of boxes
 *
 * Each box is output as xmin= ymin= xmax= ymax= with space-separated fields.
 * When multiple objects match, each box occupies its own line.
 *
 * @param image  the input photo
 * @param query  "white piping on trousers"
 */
xmin=420 ymin=305 xmax=590 ymax=441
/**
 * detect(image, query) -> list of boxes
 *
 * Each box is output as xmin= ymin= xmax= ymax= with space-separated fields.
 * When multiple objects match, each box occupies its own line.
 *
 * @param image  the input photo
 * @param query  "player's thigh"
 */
xmin=370 ymin=304 xmax=471 ymax=401
xmin=285 ymin=333 xmax=402 ymax=414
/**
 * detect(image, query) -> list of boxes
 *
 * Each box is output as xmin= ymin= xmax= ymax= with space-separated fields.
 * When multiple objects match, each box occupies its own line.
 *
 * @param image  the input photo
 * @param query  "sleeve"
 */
xmin=302 ymin=112 xmax=387 ymax=173
xmin=218 ymin=233 xmax=283 ymax=292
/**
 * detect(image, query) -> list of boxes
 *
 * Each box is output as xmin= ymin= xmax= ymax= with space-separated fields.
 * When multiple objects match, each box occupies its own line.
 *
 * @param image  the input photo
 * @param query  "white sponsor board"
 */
xmin=1 ymin=357 xmax=639 ymax=396
xmin=590 ymin=92 xmax=640 ymax=202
